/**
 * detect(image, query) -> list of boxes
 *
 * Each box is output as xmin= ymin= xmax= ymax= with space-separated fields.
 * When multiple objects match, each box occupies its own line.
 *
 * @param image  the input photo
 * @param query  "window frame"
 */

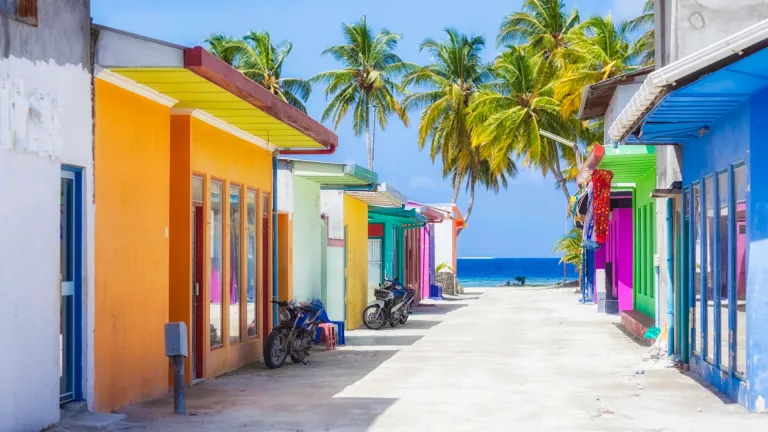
xmin=228 ymin=183 xmax=244 ymax=345
xmin=209 ymin=177 xmax=225 ymax=351
xmin=246 ymin=187 xmax=260 ymax=340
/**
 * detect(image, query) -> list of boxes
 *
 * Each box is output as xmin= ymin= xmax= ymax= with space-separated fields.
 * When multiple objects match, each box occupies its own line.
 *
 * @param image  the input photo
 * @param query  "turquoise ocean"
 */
xmin=457 ymin=257 xmax=578 ymax=287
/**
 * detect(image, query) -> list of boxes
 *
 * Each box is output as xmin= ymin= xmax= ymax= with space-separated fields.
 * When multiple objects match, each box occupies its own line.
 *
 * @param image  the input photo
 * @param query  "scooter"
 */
xmin=362 ymin=278 xmax=415 ymax=330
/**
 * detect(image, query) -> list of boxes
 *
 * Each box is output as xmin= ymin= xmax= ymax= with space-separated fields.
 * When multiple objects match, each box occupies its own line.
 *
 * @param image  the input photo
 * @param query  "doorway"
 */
xmin=60 ymin=169 xmax=82 ymax=403
xmin=191 ymin=176 xmax=204 ymax=379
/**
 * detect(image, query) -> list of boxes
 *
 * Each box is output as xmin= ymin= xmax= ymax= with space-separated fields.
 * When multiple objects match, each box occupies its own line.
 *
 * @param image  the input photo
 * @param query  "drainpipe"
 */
xmin=666 ymin=198 xmax=675 ymax=355
xmin=272 ymin=152 xmax=279 ymax=328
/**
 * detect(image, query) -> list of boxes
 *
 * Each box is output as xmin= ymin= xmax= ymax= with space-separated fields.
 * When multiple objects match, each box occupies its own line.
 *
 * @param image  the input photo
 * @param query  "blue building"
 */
xmin=608 ymin=20 xmax=768 ymax=411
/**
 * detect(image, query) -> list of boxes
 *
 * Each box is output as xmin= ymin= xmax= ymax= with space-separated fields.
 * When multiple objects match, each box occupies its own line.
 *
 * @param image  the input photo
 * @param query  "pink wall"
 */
xmin=420 ymin=226 xmax=430 ymax=300
xmin=610 ymin=208 xmax=633 ymax=312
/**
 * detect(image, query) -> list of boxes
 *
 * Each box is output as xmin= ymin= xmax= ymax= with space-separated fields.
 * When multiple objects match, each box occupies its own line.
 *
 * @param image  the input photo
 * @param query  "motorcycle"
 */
xmin=264 ymin=299 xmax=329 ymax=369
xmin=362 ymin=278 xmax=416 ymax=330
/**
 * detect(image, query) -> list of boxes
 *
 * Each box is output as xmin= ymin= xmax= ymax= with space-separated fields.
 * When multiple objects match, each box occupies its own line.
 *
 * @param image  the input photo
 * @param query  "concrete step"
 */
xmin=48 ymin=411 xmax=139 ymax=431
xmin=60 ymin=401 xmax=88 ymax=420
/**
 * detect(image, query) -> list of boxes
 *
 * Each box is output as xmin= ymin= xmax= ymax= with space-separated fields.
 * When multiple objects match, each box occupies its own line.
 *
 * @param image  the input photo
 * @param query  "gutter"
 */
xmin=280 ymin=146 xmax=337 ymax=155
xmin=321 ymin=183 xmax=378 ymax=192
xmin=608 ymin=18 xmax=768 ymax=143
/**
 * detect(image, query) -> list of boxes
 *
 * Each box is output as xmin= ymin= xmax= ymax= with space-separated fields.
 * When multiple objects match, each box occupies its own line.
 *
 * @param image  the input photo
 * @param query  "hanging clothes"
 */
xmin=582 ymin=182 xmax=596 ymax=249
xmin=590 ymin=169 xmax=614 ymax=245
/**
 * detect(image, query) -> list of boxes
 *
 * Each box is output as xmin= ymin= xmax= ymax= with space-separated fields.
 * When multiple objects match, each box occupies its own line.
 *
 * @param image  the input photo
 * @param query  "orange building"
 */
xmin=92 ymin=26 xmax=336 ymax=412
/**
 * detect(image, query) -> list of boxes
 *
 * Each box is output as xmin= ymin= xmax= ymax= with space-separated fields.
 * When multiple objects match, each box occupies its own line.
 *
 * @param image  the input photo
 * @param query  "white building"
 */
xmin=0 ymin=2 xmax=94 ymax=430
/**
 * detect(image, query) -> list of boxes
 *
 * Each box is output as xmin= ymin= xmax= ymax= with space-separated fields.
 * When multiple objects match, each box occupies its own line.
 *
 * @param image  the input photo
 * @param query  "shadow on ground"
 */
xmin=118 ymin=348 xmax=399 ymax=431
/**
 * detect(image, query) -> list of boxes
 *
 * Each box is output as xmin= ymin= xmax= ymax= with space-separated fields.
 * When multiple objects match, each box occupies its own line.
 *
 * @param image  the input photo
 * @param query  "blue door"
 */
xmin=60 ymin=169 xmax=82 ymax=403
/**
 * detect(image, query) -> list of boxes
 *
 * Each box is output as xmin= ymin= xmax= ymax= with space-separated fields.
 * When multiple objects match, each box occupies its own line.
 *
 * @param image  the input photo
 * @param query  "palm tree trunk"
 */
xmin=365 ymin=103 xmax=373 ymax=171
xmin=451 ymin=176 xmax=461 ymax=203
xmin=550 ymin=144 xmax=571 ymax=208
xmin=458 ymin=181 xmax=475 ymax=236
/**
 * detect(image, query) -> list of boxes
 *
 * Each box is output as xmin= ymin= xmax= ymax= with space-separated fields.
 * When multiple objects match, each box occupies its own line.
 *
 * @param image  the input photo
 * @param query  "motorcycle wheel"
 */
xmin=264 ymin=329 xmax=289 ymax=369
xmin=399 ymin=306 xmax=410 ymax=324
xmin=363 ymin=305 xmax=386 ymax=330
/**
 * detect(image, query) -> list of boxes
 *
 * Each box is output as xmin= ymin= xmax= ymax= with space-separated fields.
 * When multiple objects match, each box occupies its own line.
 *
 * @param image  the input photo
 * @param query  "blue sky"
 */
xmin=92 ymin=0 xmax=645 ymax=258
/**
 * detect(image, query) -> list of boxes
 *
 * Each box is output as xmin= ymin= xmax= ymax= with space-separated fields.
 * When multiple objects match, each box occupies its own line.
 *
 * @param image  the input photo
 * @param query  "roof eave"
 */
xmin=608 ymin=19 xmax=768 ymax=144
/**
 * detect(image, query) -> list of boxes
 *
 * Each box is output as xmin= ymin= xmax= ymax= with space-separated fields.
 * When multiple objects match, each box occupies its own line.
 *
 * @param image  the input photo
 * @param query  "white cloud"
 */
xmin=610 ymin=0 xmax=645 ymax=21
xmin=409 ymin=175 xmax=439 ymax=189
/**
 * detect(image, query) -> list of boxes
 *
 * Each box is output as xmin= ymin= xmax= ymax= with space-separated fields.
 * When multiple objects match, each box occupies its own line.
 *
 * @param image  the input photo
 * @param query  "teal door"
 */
xmin=60 ymin=169 xmax=82 ymax=403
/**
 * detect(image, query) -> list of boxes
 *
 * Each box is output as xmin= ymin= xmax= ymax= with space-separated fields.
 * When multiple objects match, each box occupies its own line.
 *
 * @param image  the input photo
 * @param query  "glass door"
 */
xmin=60 ymin=170 xmax=78 ymax=403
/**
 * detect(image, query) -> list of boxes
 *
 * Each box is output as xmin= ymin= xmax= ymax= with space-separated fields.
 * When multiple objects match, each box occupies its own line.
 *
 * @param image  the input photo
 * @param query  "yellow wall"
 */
xmin=94 ymin=80 xmax=171 ymax=412
xmin=277 ymin=213 xmax=293 ymax=301
xmin=344 ymin=196 xmax=369 ymax=330
xmin=169 ymin=115 xmax=273 ymax=381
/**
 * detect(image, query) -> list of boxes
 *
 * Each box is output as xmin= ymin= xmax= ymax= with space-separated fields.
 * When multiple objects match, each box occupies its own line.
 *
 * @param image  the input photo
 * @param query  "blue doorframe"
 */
xmin=61 ymin=167 xmax=83 ymax=403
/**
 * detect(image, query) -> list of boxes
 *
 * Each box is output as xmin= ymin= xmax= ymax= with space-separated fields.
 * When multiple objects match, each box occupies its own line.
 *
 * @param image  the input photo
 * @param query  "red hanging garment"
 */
xmin=590 ymin=169 xmax=614 ymax=244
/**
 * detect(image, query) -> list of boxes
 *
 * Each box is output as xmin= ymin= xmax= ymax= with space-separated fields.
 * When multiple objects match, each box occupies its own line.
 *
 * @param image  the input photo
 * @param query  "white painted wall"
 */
xmin=277 ymin=165 xmax=294 ymax=214
xmin=320 ymin=190 xmax=346 ymax=321
xmin=325 ymin=248 xmax=346 ymax=322
xmin=433 ymin=219 xmax=453 ymax=271
xmin=321 ymin=190 xmax=344 ymax=239
xmin=291 ymin=177 xmax=322 ymax=303
xmin=604 ymin=82 xmax=644 ymax=145
xmin=0 ymin=56 xmax=93 ymax=429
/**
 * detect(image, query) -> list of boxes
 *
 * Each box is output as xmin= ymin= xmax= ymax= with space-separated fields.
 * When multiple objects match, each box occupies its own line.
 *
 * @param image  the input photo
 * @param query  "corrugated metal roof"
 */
xmin=284 ymin=160 xmax=377 ymax=187
xmin=346 ymin=183 xmax=407 ymax=208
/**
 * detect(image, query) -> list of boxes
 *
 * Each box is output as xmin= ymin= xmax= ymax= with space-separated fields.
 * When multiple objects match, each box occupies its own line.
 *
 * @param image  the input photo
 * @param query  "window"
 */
xmin=734 ymin=165 xmax=747 ymax=375
xmin=1 ymin=0 xmax=38 ymax=26
xmin=705 ymin=177 xmax=714 ymax=362
xmin=210 ymin=180 xmax=224 ymax=349
xmin=692 ymin=183 xmax=702 ymax=354
xmin=229 ymin=185 xmax=242 ymax=344
xmin=718 ymin=172 xmax=729 ymax=370
xmin=246 ymin=190 xmax=257 ymax=338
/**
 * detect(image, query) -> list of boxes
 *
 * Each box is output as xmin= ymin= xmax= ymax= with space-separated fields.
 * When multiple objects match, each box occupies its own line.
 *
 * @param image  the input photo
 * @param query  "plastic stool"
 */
xmin=329 ymin=321 xmax=345 ymax=345
xmin=317 ymin=323 xmax=337 ymax=351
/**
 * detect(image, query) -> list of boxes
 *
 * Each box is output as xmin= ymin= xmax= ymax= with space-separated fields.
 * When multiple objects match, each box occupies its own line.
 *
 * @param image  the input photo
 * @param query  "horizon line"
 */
xmin=459 ymin=256 xmax=562 ymax=260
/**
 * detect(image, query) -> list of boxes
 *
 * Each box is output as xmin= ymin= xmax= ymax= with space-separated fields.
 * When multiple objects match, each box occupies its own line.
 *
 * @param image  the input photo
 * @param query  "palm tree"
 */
xmin=206 ymin=33 xmax=241 ymax=66
xmin=555 ymin=16 xmax=638 ymax=116
xmin=205 ymin=31 xmax=311 ymax=113
xmin=469 ymin=46 xmax=577 ymax=207
xmin=554 ymin=228 xmax=583 ymax=284
xmin=497 ymin=0 xmax=580 ymax=66
xmin=629 ymin=0 xmax=655 ymax=66
xmin=402 ymin=29 xmax=495 ymax=204
xmin=453 ymin=150 xmax=517 ymax=231
xmin=311 ymin=16 xmax=409 ymax=170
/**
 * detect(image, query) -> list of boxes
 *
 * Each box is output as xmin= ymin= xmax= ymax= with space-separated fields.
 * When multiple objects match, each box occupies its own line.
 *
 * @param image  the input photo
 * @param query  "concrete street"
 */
xmin=59 ymin=287 xmax=766 ymax=431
